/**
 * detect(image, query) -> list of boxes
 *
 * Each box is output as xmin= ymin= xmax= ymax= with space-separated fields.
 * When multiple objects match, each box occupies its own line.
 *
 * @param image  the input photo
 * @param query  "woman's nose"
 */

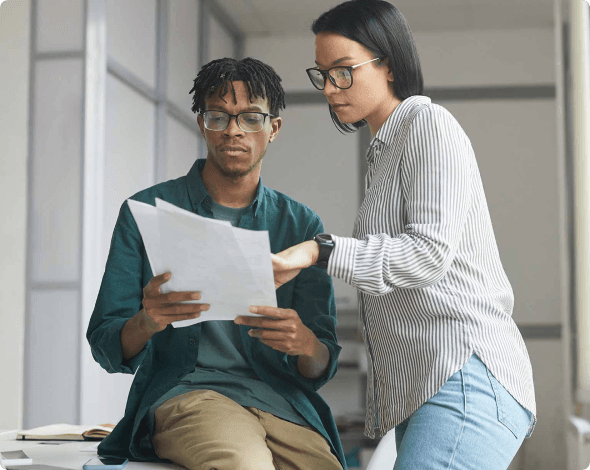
xmin=322 ymin=77 xmax=339 ymax=97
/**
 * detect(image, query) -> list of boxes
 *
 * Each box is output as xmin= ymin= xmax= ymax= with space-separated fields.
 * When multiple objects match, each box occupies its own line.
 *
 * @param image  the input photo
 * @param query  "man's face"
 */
xmin=197 ymin=80 xmax=281 ymax=179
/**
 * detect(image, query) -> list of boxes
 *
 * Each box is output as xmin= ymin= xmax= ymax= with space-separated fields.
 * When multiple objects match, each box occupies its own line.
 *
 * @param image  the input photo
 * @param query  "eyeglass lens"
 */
xmin=203 ymin=111 xmax=266 ymax=132
xmin=308 ymin=68 xmax=352 ymax=90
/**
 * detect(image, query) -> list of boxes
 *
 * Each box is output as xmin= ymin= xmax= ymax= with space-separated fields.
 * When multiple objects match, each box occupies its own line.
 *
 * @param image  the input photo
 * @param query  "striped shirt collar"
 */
xmin=366 ymin=95 xmax=432 ymax=164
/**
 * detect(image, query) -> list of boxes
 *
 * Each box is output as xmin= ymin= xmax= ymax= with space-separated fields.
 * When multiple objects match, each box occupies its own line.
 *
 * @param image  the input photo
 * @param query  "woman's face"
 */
xmin=314 ymin=32 xmax=399 ymax=134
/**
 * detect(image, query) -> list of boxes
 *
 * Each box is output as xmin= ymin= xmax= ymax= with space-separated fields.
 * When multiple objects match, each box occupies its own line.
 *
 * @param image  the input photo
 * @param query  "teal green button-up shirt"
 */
xmin=87 ymin=159 xmax=345 ymax=467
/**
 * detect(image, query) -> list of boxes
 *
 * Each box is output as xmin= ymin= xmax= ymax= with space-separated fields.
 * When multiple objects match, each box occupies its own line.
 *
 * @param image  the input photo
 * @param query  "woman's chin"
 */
xmin=333 ymin=109 xmax=358 ymax=124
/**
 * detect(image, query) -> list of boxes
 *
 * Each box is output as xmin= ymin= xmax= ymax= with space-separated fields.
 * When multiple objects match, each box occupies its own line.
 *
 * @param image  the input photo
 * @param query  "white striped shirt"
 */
xmin=328 ymin=95 xmax=536 ymax=438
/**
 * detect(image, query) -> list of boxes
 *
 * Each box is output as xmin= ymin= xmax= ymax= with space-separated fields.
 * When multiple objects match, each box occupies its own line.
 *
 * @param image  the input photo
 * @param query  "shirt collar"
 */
xmin=185 ymin=158 xmax=265 ymax=216
xmin=366 ymin=95 xmax=431 ymax=163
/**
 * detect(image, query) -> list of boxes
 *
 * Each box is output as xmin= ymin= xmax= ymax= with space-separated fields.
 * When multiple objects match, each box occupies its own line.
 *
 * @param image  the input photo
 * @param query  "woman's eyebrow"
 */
xmin=315 ymin=56 xmax=356 ymax=67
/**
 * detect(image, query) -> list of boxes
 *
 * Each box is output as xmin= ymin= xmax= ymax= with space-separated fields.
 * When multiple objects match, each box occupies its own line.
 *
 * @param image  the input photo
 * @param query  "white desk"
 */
xmin=0 ymin=431 xmax=179 ymax=470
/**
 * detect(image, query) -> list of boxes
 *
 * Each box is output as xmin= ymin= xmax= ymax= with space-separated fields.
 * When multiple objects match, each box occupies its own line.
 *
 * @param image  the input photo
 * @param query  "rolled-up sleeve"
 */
xmin=87 ymin=201 xmax=151 ymax=374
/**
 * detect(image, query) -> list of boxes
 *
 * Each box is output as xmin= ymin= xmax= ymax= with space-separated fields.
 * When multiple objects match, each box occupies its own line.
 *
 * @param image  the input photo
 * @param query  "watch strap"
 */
xmin=314 ymin=233 xmax=334 ymax=269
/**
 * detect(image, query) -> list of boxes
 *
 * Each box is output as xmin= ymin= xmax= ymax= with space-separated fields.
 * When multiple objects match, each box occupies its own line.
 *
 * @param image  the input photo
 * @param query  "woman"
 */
xmin=271 ymin=1 xmax=536 ymax=468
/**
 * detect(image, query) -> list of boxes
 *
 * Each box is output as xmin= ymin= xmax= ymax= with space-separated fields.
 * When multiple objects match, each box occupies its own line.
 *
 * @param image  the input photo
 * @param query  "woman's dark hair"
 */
xmin=190 ymin=57 xmax=286 ymax=116
xmin=311 ymin=0 xmax=423 ymax=133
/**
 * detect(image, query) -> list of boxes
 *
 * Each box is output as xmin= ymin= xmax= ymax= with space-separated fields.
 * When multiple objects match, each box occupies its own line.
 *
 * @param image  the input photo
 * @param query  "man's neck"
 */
xmin=200 ymin=159 xmax=260 ymax=208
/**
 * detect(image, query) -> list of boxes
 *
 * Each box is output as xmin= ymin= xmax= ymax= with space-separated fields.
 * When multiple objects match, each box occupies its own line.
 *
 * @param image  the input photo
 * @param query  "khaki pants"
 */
xmin=151 ymin=390 xmax=343 ymax=470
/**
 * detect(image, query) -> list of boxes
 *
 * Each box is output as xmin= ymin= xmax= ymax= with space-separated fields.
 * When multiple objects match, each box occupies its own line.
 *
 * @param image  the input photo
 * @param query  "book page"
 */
xmin=18 ymin=424 xmax=113 ymax=437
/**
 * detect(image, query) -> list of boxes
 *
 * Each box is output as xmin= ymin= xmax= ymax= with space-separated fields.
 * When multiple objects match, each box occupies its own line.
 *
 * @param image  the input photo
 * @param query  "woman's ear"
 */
xmin=380 ymin=58 xmax=394 ymax=83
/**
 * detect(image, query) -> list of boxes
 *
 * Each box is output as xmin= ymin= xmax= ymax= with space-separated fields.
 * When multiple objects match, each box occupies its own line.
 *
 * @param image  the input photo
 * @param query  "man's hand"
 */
xmin=139 ymin=272 xmax=210 ymax=334
xmin=121 ymin=272 xmax=210 ymax=361
xmin=235 ymin=306 xmax=316 ymax=356
xmin=272 ymin=240 xmax=319 ymax=289
xmin=235 ymin=306 xmax=330 ymax=379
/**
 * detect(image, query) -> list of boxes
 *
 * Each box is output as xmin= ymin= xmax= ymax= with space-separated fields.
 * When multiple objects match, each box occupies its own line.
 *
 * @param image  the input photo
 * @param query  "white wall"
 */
xmin=0 ymin=0 xmax=30 ymax=430
xmin=246 ymin=25 xmax=565 ymax=469
xmin=415 ymin=28 xmax=554 ymax=86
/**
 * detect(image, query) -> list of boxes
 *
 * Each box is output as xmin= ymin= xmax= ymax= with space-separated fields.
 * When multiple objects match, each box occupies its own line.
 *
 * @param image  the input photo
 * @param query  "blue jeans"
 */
xmin=392 ymin=354 xmax=534 ymax=470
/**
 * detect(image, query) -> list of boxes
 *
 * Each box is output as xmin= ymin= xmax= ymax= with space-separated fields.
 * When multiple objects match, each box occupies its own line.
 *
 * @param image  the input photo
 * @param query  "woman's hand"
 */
xmin=272 ymin=240 xmax=319 ymax=289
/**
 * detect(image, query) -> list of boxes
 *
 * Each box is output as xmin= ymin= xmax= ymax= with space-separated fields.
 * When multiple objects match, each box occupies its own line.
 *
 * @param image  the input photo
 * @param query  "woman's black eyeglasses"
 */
xmin=306 ymin=57 xmax=382 ymax=90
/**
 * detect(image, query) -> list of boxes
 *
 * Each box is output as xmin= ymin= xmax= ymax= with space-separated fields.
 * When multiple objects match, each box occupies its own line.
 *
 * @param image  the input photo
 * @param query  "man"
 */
xmin=87 ymin=57 xmax=345 ymax=470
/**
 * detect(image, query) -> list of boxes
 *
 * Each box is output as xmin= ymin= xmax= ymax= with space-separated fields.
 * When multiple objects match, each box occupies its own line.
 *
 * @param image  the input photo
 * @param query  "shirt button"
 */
xmin=204 ymin=197 xmax=211 ymax=205
xmin=189 ymin=338 xmax=196 ymax=345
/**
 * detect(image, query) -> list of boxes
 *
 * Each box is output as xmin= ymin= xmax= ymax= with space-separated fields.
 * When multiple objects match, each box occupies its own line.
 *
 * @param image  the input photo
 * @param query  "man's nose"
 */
xmin=224 ymin=116 xmax=244 ymax=136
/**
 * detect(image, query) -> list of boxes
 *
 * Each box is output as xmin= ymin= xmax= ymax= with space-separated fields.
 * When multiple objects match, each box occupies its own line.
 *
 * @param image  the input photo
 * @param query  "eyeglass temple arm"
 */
xmin=350 ymin=57 xmax=381 ymax=69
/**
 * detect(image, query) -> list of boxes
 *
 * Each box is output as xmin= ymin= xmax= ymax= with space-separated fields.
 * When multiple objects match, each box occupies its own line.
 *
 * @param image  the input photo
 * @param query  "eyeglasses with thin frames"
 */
xmin=306 ymin=57 xmax=382 ymax=91
xmin=201 ymin=110 xmax=276 ymax=133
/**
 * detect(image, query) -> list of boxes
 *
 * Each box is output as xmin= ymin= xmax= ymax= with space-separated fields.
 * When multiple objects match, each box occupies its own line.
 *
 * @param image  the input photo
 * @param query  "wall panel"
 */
xmin=0 ymin=0 xmax=30 ymax=430
xmin=104 ymin=75 xmax=156 ymax=268
xmin=36 ymin=0 xmax=83 ymax=52
xmin=165 ymin=115 xmax=199 ymax=181
xmin=25 ymin=290 xmax=80 ymax=427
xmin=167 ymin=0 xmax=199 ymax=118
xmin=208 ymin=12 xmax=235 ymax=60
xmin=106 ymin=0 xmax=157 ymax=88
xmin=31 ymin=59 xmax=82 ymax=284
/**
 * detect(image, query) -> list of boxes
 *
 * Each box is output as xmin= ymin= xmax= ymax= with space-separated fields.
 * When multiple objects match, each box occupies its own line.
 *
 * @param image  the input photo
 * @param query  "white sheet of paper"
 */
xmin=127 ymin=199 xmax=277 ymax=327
xmin=127 ymin=199 xmax=163 ymax=277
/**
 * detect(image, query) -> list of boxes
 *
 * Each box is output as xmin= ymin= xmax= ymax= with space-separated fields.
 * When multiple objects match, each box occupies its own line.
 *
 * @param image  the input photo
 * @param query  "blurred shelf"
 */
xmin=337 ymin=418 xmax=380 ymax=450
xmin=336 ymin=325 xmax=362 ymax=341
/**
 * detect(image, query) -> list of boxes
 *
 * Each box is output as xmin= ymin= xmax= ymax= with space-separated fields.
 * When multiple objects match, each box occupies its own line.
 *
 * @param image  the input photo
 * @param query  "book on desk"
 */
xmin=17 ymin=424 xmax=115 ymax=441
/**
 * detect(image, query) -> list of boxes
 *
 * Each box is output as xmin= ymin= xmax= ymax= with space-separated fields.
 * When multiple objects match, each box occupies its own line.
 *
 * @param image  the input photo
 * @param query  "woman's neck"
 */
xmin=366 ymin=95 xmax=403 ymax=137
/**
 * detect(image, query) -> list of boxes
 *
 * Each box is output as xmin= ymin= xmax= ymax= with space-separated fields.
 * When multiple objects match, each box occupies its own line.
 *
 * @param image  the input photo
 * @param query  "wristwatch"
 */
xmin=314 ymin=233 xmax=335 ymax=269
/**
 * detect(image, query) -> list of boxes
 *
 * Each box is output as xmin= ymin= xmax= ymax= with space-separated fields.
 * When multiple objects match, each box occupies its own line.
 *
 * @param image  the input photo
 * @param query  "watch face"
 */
xmin=316 ymin=233 xmax=332 ymax=243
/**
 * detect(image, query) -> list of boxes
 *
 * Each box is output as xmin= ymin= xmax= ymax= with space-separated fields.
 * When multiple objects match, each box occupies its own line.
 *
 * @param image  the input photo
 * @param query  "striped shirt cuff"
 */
xmin=327 ymin=234 xmax=357 ymax=285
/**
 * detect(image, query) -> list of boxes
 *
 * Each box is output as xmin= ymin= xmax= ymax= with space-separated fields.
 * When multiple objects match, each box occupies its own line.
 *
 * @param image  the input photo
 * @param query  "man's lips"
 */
xmin=220 ymin=146 xmax=248 ymax=152
xmin=330 ymin=103 xmax=348 ymax=109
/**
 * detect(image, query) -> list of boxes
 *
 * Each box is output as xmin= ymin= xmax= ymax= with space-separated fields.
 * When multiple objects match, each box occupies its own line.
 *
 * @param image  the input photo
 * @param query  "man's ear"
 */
xmin=197 ymin=114 xmax=206 ymax=138
xmin=268 ymin=116 xmax=282 ymax=143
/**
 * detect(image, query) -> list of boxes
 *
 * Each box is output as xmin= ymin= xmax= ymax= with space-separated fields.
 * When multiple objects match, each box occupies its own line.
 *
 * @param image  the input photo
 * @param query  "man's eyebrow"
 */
xmin=315 ymin=56 xmax=356 ymax=67
xmin=245 ymin=105 xmax=264 ymax=112
xmin=206 ymin=105 xmax=266 ymax=113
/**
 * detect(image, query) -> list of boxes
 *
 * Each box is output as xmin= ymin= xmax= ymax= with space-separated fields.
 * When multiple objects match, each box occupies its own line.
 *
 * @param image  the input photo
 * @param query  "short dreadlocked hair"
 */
xmin=189 ymin=57 xmax=286 ymax=117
